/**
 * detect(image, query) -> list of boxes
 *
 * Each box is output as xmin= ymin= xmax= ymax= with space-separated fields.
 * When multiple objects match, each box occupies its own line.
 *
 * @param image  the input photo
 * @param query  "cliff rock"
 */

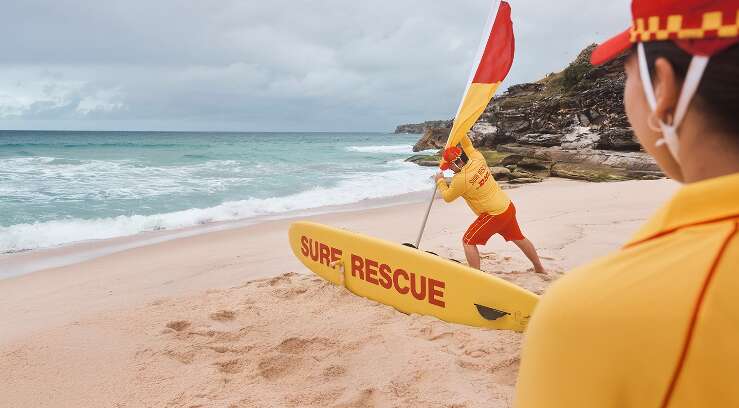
xmin=403 ymin=43 xmax=663 ymax=182
xmin=395 ymin=120 xmax=453 ymax=134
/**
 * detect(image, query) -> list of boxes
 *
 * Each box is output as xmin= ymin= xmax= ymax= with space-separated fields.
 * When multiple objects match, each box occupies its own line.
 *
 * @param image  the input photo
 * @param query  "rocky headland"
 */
xmin=394 ymin=120 xmax=453 ymax=134
xmin=401 ymin=45 xmax=664 ymax=183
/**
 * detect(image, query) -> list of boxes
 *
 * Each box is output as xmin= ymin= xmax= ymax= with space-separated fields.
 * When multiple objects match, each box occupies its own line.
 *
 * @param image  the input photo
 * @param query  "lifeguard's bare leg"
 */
xmin=512 ymin=238 xmax=545 ymax=273
xmin=463 ymin=243 xmax=481 ymax=269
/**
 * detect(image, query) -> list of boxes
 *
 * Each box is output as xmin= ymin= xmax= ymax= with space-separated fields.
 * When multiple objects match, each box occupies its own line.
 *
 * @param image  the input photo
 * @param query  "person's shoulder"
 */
xmin=573 ymin=219 xmax=739 ymax=305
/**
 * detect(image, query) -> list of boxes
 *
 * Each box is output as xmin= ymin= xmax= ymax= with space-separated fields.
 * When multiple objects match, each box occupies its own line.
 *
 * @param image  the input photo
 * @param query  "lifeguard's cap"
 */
xmin=591 ymin=0 xmax=739 ymax=66
xmin=439 ymin=146 xmax=463 ymax=171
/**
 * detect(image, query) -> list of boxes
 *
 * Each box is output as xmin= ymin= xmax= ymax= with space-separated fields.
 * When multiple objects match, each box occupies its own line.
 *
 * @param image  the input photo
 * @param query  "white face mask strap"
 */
xmin=636 ymin=42 xmax=709 ymax=162
xmin=674 ymin=55 xmax=709 ymax=126
xmin=637 ymin=43 xmax=658 ymax=110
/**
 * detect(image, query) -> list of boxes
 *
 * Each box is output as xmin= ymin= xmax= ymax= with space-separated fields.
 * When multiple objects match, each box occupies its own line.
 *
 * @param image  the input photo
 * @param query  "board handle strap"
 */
xmin=329 ymin=260 xmax=346 ymax=287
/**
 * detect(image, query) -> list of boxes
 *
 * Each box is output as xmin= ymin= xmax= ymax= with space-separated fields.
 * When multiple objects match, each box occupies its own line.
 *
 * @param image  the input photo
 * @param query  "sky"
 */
xmin=0 ymin=0 xmax=629 ymax=132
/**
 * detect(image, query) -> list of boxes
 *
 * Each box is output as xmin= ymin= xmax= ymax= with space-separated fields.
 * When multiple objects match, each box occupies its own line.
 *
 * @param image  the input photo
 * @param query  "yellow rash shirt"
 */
xmin=515 ymin=172 xmax=739 ymax=408
xmin=436 ymin=147 xmax=510 ymax=216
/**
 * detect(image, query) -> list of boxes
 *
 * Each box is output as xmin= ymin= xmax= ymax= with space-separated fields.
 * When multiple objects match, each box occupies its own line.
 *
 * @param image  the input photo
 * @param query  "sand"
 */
xmin=0 ymin=178 xmax=679 ymax=407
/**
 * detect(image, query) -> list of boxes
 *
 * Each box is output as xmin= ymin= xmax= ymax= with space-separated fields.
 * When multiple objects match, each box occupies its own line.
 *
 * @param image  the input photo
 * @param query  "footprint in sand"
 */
xmin=210 ymin=345 xmax=232 ymax=353
xmin=198 ymin=328 xmax=250 ymax=342
xmin=260 ymin=272 xmax=299 ymax=287
xmin=456 ymin=358 xmax=485 ymax=371
xmin=208 ymin=344 xmax=252 ymax=354
xmin=332 ymin=388 xmax=376 ymax=408
xmin=165 ymin=320 xmax=191 ymax=332
xmin=214 ymin=358 xmax=245 ymax=374
xmin=276 ymin=337 xmax=335 ymax=354
xmin=272 ymin=287 xmax=309 ymax=300
xmin=539 ymin=274 xmax=555 ymax=282
xmin=210 ymin=310 xmax=236 ymax=321
xmin=464 ymin=348 xmax=490 ymax=358
xmin=416 ymin=322 xmax=456 ymax=342
xmin=488 ymin=356 xmax=521 ymax=386
xmin=164 ymin=348 xmax=196 ymax=364
xmin=257 ymin=354 xmax=302 ymax=380
xmin=323 ymin=365 xmax=347 ymax=378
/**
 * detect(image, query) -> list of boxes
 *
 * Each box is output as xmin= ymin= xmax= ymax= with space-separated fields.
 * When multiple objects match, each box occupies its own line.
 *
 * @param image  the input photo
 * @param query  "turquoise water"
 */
xmin=0 ymin=131 xmax=436 ymax=252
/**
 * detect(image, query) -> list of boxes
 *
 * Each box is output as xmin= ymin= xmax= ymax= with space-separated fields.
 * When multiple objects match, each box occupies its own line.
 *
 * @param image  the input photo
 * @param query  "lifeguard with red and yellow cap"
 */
xmin=424 ymin=0 xmax=546 ymax=274
xmin=515 ymin=0 xmax=739 ymax=406
xmin=434 ymin=137 xmax=546 ymax=273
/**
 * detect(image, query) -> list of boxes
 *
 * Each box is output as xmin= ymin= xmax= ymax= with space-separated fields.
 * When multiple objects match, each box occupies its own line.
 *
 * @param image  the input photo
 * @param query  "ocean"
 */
xmin=0 ymin=130 xmax=436 ymax=253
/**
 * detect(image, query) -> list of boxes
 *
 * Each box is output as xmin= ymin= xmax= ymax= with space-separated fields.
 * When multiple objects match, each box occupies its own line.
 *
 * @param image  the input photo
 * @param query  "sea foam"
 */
xmin=0 ymin=161 xmax=435 ymax=252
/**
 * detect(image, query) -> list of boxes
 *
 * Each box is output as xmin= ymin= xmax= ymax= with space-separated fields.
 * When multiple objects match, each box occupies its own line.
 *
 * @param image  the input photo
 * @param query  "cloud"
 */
xmin=0 ymin=0 xmax=630 ymax=131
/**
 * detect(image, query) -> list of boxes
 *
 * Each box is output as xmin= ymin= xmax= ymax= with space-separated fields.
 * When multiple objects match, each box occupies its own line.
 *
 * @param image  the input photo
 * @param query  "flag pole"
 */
xmin=413 ymin=0 xmax=512 ymax=250
xmin=415 ymin=181 xmax=438 ymax=249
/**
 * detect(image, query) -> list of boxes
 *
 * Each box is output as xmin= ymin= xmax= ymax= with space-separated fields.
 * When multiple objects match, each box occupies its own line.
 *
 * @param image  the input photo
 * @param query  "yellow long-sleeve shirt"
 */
xmin=436 ymin=146 xmax=510 ymax=216
xmin=515 ymin=172 xmax=739 ymax=407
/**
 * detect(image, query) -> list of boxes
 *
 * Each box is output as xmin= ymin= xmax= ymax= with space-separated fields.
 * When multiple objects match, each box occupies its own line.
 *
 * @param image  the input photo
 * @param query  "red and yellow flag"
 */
xmin=442 ymin=0 xmax=514 ymax=160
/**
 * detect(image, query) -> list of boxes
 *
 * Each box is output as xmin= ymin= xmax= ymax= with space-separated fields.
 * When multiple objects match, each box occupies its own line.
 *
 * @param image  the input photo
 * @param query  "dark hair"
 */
xmin=459 ymin=149 xmax=469 ymax=164
xmin=640 ymin=41 xmax=739 ymax=135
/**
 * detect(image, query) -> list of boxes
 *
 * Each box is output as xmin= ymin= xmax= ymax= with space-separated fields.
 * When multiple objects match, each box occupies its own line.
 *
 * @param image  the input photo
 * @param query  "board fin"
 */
xmin=474 ymin=304 xmax=510 ymax=321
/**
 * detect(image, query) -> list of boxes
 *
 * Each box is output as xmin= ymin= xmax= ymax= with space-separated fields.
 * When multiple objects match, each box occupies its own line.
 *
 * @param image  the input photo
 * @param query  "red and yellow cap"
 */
xmin=439 ymin=146 xmax=462 ymax=171
xmin=591 ymin=0 xmax=739 ymax=65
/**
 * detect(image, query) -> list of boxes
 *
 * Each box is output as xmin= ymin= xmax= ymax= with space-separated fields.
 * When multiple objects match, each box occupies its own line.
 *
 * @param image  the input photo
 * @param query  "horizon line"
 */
xmin=0 ymin=129 xmax=410 ymax=134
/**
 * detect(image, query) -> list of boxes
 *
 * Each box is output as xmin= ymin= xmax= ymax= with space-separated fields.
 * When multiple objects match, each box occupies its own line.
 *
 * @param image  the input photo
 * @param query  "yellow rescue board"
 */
xmin=288 ymin=221 xmax=538 ymax=332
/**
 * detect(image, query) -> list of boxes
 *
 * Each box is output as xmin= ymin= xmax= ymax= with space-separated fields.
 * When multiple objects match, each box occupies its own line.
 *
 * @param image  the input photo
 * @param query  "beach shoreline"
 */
xmin=0 ymin=178 xmax=679 ymax=407
xmin=0 ymin=189 xmax=435 ymax=279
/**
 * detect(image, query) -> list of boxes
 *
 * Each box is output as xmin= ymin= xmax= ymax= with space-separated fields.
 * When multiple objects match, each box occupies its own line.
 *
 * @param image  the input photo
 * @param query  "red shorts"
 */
xmin=463 ymin=203 xmax=524 ymax=245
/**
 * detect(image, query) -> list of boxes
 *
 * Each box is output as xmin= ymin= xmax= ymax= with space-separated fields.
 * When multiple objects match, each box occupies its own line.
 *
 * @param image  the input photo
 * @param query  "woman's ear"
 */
xmin=653 ymin=57 xmax=680 ymax=124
